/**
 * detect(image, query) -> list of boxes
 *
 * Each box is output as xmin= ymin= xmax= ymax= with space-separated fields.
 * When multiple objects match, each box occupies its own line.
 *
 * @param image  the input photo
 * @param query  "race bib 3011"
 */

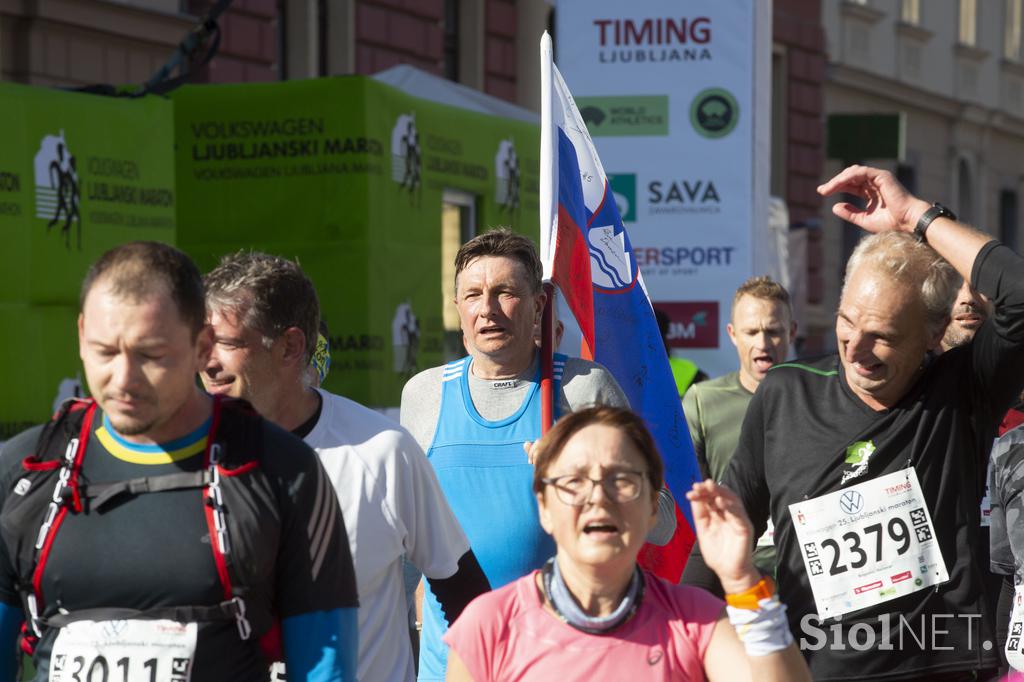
xmin=49 ymin=619 xmax=197 ymax=682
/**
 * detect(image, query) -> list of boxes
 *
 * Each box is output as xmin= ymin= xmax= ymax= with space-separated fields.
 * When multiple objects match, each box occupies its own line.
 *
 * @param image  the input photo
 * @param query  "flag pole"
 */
xmin=540 ymin=283 xmax=554 ymax=434
xmin=539 ymin=32 xmax=555 ymax=434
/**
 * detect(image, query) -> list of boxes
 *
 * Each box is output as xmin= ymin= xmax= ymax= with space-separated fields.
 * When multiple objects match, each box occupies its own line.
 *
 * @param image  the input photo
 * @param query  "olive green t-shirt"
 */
xmin=683 ymin=371 xmax=775 ymax=573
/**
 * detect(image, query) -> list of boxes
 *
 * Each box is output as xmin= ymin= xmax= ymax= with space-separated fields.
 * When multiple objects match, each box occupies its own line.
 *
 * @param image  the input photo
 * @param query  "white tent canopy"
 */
xmin=373 ymin=65 xmax=539 ymax=124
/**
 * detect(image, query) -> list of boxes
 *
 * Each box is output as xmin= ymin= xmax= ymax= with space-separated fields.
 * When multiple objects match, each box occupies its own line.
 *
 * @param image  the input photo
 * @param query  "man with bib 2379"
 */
xmin=683 ymin=165 xmax=1024 ymax=681
xmin=0 ymin=242 xmax=358 ymax=681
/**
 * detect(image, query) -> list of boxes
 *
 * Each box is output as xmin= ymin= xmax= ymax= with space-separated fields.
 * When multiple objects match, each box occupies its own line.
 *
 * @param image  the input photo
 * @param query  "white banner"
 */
xmin=554 ymin=1 xmax=771 ymax=377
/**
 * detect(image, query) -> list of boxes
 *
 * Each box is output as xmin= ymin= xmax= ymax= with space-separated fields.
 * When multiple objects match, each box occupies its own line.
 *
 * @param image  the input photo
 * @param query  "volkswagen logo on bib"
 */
xmin=840 ymin=490 xmax=864 ymax=515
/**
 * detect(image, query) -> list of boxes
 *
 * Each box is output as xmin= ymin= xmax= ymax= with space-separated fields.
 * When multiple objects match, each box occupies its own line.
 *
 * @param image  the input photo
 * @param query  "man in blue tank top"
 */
xmin=401 ymin=229 xmax=676 ymax=681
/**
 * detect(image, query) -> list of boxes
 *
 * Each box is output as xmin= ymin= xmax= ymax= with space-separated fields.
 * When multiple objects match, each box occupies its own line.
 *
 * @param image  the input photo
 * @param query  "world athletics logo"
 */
xmin=34 ymin=130 xmax=82 ymax=250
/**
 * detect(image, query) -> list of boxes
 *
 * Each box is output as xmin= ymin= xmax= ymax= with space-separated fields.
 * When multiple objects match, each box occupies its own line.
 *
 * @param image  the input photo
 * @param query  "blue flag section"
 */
xmin=540 ymin=34 xmax=702 ymax=582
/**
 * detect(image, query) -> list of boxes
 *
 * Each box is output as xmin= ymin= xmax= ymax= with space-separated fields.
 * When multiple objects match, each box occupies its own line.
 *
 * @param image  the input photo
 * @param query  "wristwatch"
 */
xmin=914 ymin=202 xmax=957 ymax=243
xmin=725 ymin=575 xmax=775 ymax=610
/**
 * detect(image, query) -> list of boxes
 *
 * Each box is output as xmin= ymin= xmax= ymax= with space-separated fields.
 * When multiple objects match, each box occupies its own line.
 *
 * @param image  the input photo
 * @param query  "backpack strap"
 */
xmin=25 ymin=400 xmax=96 ymax=636
xmin=23 ymin=399 xmax=93 ymax=470
xmin=21 ymin=396 xmax=264 ymax=647
xmin=43 ymin=598 xmax=246 ymax=629
xmin=83 ymin=470 xmax=213 ymax=511
xmin=200 ymin=395 xmax=264 ymax=641
xmin=200 ymin=396 xmax=250 ymax=639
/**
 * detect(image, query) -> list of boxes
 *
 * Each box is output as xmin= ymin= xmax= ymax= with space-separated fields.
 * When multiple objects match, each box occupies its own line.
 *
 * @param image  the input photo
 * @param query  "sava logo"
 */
xmin=34 ymin=130 xmax=82 ymax=250
xmin=648 ymin=179 xmax=720 ymax=215
xmin=390 ymin=113 xmax=421 ymax=194
xmin=494 ymin=138 xmax=520 ymax=211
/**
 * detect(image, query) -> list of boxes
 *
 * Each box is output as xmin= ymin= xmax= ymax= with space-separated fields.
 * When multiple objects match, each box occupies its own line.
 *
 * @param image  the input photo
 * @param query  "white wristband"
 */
xmin=726 ymin=595 xmax=794 ymax=657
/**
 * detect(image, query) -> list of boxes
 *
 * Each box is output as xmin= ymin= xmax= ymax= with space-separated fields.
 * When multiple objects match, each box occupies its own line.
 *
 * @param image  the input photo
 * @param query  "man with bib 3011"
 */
xmin=0 ymin=242 xmax=358 ymax=681
xmin=683 ymin=165 xmax=1024 ymax=681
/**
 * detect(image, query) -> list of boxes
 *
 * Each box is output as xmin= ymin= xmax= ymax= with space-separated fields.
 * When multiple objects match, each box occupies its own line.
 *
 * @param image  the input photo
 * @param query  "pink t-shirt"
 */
xmin=444 ymin=569 xmax=724 ymax=682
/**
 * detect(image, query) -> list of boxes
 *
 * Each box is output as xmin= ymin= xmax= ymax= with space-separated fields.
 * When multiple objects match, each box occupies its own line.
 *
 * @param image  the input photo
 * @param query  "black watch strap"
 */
xmin=914 ymin=202 xmax=957 ymax=242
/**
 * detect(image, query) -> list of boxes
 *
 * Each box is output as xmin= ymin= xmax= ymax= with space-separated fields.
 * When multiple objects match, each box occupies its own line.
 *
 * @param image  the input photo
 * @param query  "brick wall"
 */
xmin=774 ymin=0 xmax=826 ymax=327
xmin=187 ymin=0 xmax=278 ymax=83
xmin=354 ymin=0 xmax=443 ymax=75
xmin=484 ymin=0 xmax=516 ymax=101
xmin=0 ymin=2 xmax=194 ymax=88
xmin=349 ymin=0 xmax=519 ymax=101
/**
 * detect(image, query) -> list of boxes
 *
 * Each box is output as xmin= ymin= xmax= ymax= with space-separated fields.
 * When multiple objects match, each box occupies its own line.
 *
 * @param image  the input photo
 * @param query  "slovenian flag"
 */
xmin=537 ymin=32 xmax=701 ymax=582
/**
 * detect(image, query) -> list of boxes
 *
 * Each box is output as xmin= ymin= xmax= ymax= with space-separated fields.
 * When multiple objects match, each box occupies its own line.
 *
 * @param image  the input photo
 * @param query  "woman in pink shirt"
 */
xmin=444 ymin=405 xmax=810 ymax=681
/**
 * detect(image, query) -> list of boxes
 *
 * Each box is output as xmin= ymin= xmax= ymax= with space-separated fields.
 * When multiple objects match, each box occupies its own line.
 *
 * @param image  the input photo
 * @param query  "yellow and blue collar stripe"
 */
xmin=95 ymin=413 xmax=211 ymax=465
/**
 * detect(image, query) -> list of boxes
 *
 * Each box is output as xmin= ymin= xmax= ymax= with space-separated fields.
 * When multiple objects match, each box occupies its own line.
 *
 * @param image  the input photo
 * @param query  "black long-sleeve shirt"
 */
xmin=684 ymin=242 xmax=1024 ymax=680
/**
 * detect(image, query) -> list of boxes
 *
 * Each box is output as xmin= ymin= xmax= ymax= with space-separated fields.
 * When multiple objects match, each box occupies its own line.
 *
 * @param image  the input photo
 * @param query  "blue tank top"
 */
xmin=417 ymin=355 xmax=563 ymax=681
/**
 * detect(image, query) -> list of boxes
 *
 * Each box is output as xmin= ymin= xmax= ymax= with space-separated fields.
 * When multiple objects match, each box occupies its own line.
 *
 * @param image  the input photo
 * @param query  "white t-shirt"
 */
xmin=305 ymin=389 xmax=470 ymax=682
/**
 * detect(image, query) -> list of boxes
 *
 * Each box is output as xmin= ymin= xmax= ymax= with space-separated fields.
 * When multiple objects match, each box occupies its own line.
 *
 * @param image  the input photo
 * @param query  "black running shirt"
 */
xmin=720 ymin=242 xmax=1024 ymax=680
xmin=0 ymin=405 xmax=357 ymax=682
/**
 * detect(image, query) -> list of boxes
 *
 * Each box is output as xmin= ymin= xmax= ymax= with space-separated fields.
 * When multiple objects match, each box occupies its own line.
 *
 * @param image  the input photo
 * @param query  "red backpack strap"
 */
xmin=202 ymin=396 xmax=230 ymax=599
xmin=25 ymin=401 xmax=95 ymax=637
xmin=200 ymin=396 xmax=253 ymax=641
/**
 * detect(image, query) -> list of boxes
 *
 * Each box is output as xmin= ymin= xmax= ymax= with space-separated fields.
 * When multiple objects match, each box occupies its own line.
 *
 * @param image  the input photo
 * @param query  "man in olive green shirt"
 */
xmin=683 ymin=275 xmax=796 ymax=572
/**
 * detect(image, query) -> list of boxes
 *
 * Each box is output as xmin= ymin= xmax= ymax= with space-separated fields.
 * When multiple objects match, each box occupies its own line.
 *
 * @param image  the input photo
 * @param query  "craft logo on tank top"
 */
xmin=491 ymin=379 xmax=519 ymax=389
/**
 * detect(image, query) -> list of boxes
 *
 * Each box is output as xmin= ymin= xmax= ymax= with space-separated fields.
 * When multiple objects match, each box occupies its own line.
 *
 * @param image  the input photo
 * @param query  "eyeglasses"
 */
xmin=541 ymin=471 xmax=647 ymax=506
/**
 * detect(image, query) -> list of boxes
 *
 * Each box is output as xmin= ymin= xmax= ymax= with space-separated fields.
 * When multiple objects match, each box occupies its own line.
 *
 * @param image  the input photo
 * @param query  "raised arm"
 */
xmin=688 ymin=481 xmax=810 ymax=682
xmin=817 ymin=164 xmax=991 ymax=281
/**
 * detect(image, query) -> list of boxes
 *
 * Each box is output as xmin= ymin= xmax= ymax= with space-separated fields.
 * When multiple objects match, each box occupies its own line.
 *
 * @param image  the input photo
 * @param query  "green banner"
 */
xmin=0 ymin=83 xmax=176 ymax=439
xmin=575 ymin=95 xmax=669 ymax=136
xmin=173 ymin=77 xmax=540 ymax=408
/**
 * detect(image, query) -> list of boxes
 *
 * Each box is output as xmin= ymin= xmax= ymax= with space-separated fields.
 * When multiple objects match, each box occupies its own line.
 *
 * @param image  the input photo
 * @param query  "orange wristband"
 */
xmin=725 ymin=576 xmax=775 ymax=610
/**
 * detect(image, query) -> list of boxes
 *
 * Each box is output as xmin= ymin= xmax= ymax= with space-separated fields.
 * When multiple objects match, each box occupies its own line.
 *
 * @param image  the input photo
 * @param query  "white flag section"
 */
xmin=539 ymin=32 xmax=701 ymax=583
xmin=554 ymin=1 xmax=772 ymax=377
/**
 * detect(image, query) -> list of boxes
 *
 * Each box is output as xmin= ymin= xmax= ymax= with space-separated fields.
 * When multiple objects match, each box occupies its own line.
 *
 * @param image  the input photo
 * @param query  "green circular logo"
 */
xmin=690 ymin=88 xmax=739 ymax=139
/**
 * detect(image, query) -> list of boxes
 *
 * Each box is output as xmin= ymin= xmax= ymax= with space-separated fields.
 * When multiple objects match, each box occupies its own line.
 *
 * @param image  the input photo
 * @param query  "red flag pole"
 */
xmin=540 ymin=282 xmax=555 ymax=434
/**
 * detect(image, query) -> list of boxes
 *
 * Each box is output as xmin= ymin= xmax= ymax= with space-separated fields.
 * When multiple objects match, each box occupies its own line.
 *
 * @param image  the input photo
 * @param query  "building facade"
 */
xmin=0 ymin=0 xmax=833 ymax=359
xmin=819 ymin=0 xmax=1024 ymax=346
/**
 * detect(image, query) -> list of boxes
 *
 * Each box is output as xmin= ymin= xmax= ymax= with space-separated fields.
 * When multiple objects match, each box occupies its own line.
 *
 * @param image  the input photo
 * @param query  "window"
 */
xmin=1007 ymin=0 xmax=1023 ymax=60
xmin=442 ymin=189 xmax=477 ymax=361
xmin=770 ymin=47 xmax=787 ymax=198
xmin=957 ymin=158 xmax=974 ymax=224
xmin=443 ymin=0 xmax=459 ymax=82
xmin=960 ymin=0 xmax=977 ymax=46
xmin=901 ymin=0 xmax=920 ymax=24
xmin=1000 ymin=190 xmax=1019 ymax=252
xmin=896 ymin=164 xmax=917 ymax=195
xmin=318 ymin=0 xmax=328 ymax=76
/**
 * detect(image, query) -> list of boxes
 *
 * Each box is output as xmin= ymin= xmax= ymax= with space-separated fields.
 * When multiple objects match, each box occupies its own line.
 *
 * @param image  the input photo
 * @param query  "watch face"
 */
xmin=933 ymin=203 xmax=957 ymax=221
